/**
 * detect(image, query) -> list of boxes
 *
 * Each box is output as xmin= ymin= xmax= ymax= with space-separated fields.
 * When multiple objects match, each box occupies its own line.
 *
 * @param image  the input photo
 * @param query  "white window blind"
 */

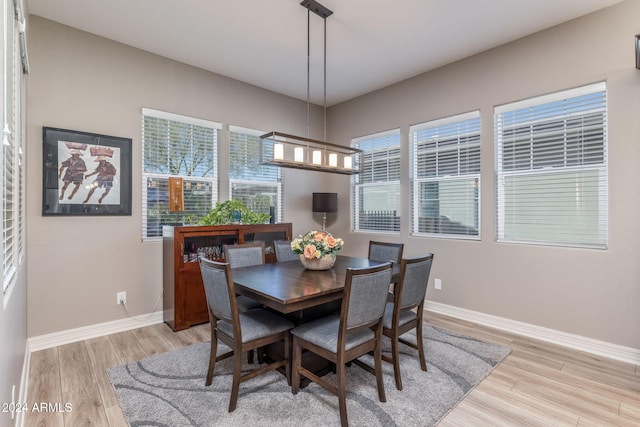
xmin=3 ymin=0 xmax=24 ymax=295
xmin=410 ymin=111 xmax=481 ymax=238
xmin=142 ymin=108 xmax=220 ymax=239
xmin=495 ymin=82 xmax=608 ymax=248
xmin=229 ymin=126 xmax=282 ymax=223
xmin=352 ymin=130 xmax=401 ymax=233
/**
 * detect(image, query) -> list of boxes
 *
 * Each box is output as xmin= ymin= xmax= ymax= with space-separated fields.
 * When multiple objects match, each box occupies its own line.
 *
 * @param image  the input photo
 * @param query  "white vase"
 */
xmin=299 ymin=254 xmax=336 ymax=270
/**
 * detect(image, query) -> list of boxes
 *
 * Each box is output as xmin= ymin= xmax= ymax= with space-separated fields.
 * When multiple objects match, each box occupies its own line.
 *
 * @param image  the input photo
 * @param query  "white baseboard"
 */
xmin=27 ymin=311 xmax=164 ymax=353
xmin=425 ymin=301 xmax=640 ymax=366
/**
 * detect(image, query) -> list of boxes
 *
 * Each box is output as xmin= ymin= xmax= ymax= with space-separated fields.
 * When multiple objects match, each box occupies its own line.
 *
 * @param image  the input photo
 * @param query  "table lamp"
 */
xmin=312 ymin=192 xmax=337 ymax=231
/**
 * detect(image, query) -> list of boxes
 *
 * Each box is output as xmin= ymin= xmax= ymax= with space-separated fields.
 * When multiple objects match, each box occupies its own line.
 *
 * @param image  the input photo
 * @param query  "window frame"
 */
xmin=494 ymin=82 xmax=608 ymax=249
xmin=351 ymin=129 xmax=401 ymax=234
xmin=410 ymin=111 xmax=482 ymax=240
xmin=228 ymin=125 xmax=283 ymax=223
xmin=141 ymin=108 xmax=221 ymax=241
xmin=2 ymin=0 xmax=25 ymax=297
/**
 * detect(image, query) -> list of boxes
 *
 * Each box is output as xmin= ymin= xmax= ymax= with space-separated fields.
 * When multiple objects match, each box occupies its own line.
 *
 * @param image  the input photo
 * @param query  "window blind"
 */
xmin=494 ymin=82 xmax=608 ymax=248
xmin=229 ymin=126 xmax=282 ymax=223
xmin=3 ymin=0 xmax=22 ymax=294
xmin=351 ymin=130 xmax=401 ymax=233
xmin=141 ymin=108 xmax=220 ymax=239
xmin=410 ymin=111 xmax=481 ymax=238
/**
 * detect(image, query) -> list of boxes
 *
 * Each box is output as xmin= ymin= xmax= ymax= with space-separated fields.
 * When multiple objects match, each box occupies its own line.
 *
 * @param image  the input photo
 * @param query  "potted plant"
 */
xmin=198 ymin=199 xmax=271 ymax=225
xmin=291 ymin=230 xmax=344 ymax=270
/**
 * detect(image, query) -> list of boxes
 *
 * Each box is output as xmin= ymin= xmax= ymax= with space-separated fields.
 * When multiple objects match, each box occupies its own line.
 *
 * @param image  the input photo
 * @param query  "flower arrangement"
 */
xmin=291 ymin=230 xmax=344 ymax=260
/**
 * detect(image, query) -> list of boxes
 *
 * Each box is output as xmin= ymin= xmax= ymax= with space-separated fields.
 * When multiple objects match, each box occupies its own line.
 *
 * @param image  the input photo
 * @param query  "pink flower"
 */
xmin=314 ymin=231 xmax=327 ymax=242
xmin=326 ymin=236 xmax=337 ymax=248
xmin=303 ymin=244 xmax=319 ymax=259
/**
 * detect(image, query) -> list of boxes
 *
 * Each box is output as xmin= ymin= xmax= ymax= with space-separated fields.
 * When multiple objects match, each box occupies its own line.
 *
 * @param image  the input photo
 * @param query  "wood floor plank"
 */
xmin=58 ymin=341 xmax=109 ymax=426
xmin=104 ymin=404 xmax=128 ymax=427
xmin=108 ymin=329 xmax=152 ymax=362
xmin=84 ymin=335 xmax=124 ymax=408
xmin=25 ymin=348 xmax=64 ymax=427
xmin=473 ymin=380 xmax=580 ymax=426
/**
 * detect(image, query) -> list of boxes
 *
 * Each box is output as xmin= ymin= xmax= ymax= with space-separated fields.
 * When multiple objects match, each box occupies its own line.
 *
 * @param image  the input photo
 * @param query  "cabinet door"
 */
xmin=176 ymin=263 xmax=209 ymax=329
xmin=182 ymin=231 xmax=238 ymax=263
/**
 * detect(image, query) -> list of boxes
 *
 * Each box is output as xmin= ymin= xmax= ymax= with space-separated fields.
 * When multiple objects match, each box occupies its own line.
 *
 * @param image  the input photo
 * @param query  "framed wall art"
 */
xmin=42 ymin=127 xmax=132 ymax=216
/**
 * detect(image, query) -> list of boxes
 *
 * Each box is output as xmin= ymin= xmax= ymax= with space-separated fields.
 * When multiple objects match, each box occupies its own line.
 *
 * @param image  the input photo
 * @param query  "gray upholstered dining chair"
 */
xmin=291 ymin=262 xmax=393 ymax=427
xmin=381 ymin=254 xmax=434 ymax=390
xmin=221 ymin=242 xmax=264 ymax=313
xmin=199 ymin=257 xmax=295 ymax=412
xmin=224 ymin=241 xmax=266 ymax=268
xmin=368 ymin=240 xmax=404 ymax=291
xmin=368 ymin=240 xmax=404 ymax=265
xmin=273 ymin=240 xmax=299 ymax=262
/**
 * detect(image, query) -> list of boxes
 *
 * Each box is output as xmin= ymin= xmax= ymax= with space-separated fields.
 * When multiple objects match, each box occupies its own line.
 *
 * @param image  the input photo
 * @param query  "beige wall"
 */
xmin=26 ymin=1 xmax=640 ymax=351
xmin=26 ymin=16 xmax=323 ymax=337
xmin=327 ymin=0 xmax=640 ymax=349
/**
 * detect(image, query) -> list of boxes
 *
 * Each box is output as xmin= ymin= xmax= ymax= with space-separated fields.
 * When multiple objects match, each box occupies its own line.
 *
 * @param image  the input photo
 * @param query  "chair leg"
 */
xmin=291 ymin=336 xmax=301 ymax=394
xmin=284 ymin=334 xmax=291 ymax=386
xmin=337 ymin=361 xmax=348 ymax=427
xmin=416 ymin=320 xmax=427 ymax=372
xmin=248 ymin=349 xmax=254 ymax=364
xmin=229 ymin=351 xmax=242 ymax=412
xmin=391 ymin=332 xmax=403 ymax=391
xmin=374 ymin=339 xmax=387 ymax=403
xmin=205 ymin=336 xmax=218 ymax=386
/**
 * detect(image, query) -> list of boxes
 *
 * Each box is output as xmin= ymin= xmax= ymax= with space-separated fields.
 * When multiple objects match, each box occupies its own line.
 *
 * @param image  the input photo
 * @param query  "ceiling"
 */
xmin=26 ymin=0 xmax=623 ymax=106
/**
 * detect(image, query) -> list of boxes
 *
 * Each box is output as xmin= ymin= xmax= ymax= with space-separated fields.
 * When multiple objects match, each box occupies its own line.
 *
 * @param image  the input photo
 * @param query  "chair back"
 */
xmin=224 ymin=242 xmax=265 ymax=268
xmin=342 ymin=263 xmax=393 ymax=330
xmin=273 ymin=240 xmax=299 ymax=262
xmin=397 ymin=254 xmax=434 ymax=310
xmin=199 ymin=257 xmax=238 ymax=324
xmin=368 ymin=241 xmax=404 ymax=264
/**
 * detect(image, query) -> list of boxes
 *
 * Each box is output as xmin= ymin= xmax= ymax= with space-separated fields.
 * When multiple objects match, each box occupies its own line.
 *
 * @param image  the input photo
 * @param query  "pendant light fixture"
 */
xmin=260 ymin=0 xmax=361 ymax=175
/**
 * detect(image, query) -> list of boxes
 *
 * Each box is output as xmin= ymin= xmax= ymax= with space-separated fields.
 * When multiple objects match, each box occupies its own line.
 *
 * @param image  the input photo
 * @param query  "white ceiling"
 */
xmin=26 ymin=0 xmax=623 ymax=106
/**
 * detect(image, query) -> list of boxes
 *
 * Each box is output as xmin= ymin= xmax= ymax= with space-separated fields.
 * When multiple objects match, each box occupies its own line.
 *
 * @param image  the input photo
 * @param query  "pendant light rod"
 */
xmin=306 ymin=7 xmax=310 ymax=138
xmin=260 ymin=1 xmax=360 ymax=175
xmin=323 ymin=17 xmax=327 ymax=141
xmin=301 ymin=0 xmax=333 ymax=19
xmin=301 ymin=0 xmax=333 ymax=141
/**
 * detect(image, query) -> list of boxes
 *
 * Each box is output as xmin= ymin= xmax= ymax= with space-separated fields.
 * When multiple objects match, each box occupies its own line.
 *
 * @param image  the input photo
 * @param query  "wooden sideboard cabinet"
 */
xmin=162 ymin=223 xmax=292 ymax=331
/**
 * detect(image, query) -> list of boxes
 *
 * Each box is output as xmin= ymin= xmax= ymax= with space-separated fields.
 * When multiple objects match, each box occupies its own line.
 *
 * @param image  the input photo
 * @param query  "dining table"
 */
xmin=232 ymin=255 xmax=399 ymax=318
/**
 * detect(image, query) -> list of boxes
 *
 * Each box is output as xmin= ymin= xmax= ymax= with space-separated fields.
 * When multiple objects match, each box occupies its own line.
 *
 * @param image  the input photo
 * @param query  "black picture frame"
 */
xmin=42 ymin=127 xmax=132 ymax=216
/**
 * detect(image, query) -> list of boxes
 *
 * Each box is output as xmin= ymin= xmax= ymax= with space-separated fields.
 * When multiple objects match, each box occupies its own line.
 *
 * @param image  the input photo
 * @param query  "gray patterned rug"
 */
xmin=107 ymin=325 xmax=510 ymax=426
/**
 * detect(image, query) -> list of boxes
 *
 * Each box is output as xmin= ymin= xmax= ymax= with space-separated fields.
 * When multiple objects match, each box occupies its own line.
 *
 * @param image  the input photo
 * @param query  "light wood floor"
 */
xmin=25 ymin=312 xmax=640 ymax=426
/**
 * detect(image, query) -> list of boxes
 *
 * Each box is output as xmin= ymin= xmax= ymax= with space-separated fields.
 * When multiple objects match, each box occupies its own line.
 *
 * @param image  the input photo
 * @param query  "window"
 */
xmin=229 ymin=126 xmax=282 ymax=222
xmin=142 ymin=108 xmax=220 ymax=239
xmin=410 ymin=111 xmax=481 ymax=238
xmin=494 ymin=82 xmax=607 ymax=248
xmin=3 ymin=0 xmax=26 ymax=295
xmin=352 ymin=130 xmax=401 ymax=233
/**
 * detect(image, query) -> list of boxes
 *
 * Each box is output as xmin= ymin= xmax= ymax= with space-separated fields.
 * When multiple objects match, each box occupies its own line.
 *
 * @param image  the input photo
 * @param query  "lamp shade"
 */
xmin=312 ymin=192 xmax=337 ymax=213
xmin=636 ymin=34 xmax=640 ymax=70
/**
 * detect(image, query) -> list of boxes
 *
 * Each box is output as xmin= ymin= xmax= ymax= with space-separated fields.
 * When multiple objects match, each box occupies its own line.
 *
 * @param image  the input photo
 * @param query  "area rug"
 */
xmin=107 ymin=325 xmax=510 ymax=426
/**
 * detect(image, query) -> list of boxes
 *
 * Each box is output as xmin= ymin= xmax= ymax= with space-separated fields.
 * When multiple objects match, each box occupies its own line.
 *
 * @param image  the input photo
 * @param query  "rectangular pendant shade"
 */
xmin=260 ymin=131 xmax=361 ymax=175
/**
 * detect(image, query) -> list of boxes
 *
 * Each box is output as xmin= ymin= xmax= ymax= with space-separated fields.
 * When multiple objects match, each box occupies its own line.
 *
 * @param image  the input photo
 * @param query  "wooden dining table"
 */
xmin=232 ymin=255 xmax=398 ymax=317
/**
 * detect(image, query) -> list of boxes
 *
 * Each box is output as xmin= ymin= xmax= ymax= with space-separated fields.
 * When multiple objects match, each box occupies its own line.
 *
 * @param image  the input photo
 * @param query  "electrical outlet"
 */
xmin=434 ymin=278 xmax=442 ymax=290
xmin=117 ymin=291 xmax=126 ymax=305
